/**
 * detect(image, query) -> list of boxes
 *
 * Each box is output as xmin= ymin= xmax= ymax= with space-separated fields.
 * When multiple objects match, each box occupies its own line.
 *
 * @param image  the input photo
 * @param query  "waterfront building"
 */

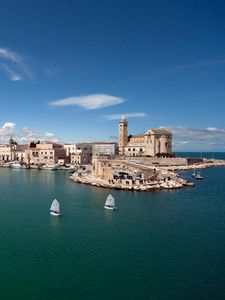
xmin=25 ymin=142 xmax=67 ymax=165
xmin=0 ymin=141 xmax=27 ymax=162
xmin=64 ymin=143 xmax=92 ymax=165
xmin=0 ymin=144 xmax=13 ymax=161
xmin=118 ymin=116 xmax=172 ymax=157
xmin=12 ymin=144 xmax=27 ymax=162
xmin=92 ymin=142 xmax=118 ymax=157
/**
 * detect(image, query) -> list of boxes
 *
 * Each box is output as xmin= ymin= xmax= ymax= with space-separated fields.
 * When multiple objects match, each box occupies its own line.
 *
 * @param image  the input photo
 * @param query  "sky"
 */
xmin=0 ymin=0 xmax=225 ymax=151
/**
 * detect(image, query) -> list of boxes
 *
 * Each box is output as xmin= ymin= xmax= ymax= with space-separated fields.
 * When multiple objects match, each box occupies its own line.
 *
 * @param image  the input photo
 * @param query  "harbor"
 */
xmin=1 ymin=156 xmax=225 ymax=191
xmin=69 ymin=157 xmax=225 ymax=191
xmin=0 ymin=164 xmax=225 ymax=299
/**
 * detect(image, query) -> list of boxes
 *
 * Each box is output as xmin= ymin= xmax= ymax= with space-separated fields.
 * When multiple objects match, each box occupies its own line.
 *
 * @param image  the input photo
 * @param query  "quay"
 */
xmin=69 ymin=156 xmax=196 ymax=191
xmin=69 ymin=156 xmax=225 ymax=192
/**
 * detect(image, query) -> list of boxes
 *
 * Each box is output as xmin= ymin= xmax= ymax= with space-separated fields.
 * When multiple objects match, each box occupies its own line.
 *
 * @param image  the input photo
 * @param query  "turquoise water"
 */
xmin=176 ymin=152 xmax=225 ymax=160
xmin=0 ymin=166 xmax=225 ymax=299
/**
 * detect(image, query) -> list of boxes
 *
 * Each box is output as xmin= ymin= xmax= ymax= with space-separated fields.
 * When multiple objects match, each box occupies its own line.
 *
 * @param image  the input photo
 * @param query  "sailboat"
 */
xmin=194 ymin=171 xmax=203 ymax=179
xmin=104 ymin=194 xmax=117 ymax=210
xmin=50 ymin=199 xmax=61 ymax=216
xmin=191 ymin=168 xmax=196 ymax=178
xmin=192 ymin=168 xmax=203 ymax=180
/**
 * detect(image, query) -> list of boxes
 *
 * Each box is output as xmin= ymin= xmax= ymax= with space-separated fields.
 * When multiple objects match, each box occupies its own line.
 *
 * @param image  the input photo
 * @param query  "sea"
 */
xmin=0 ymin=152 xmax=225 ymax=299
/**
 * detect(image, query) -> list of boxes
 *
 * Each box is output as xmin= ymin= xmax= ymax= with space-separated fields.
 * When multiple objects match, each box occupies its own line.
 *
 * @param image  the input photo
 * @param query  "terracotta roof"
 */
xmin=145 ymin=128 xmax=171 ymax=135
xmin=152 ymin=129 xmax=171 ymax=135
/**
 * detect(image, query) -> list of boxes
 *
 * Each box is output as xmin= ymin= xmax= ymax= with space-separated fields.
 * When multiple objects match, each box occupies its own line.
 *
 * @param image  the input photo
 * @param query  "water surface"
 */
xmin=0 ymin=167 xmax=225 ymax=299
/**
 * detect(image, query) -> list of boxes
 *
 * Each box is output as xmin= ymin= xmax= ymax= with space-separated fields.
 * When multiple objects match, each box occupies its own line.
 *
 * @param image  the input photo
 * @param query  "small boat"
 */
xmin=10 ymin=161 xmax=22 ymax=169
xmin=67 ymin=165 xmax=76 ymax=173
xmin=191 ymin=168 xmax=196 ymax=178
xmin=43 ymin=163 xmax=60 ymax=170
xmin=104 ymin=194 xmax=117 ymax=210
xmin=192 ymin=168 xmax=203 ymax=179
xmin=194 ymin=173 xmax=203 ymax=179
xmin=50 ymin=199 xmax=61 ymax=216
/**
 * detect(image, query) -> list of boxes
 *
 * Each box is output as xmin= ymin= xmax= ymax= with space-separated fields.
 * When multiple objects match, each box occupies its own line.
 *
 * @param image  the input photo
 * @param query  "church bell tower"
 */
xmin=118 ymin=115 xmax=128 ymax=155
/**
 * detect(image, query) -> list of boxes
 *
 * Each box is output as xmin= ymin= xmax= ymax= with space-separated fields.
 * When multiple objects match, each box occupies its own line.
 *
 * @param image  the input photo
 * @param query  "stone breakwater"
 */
xmin=69 ymin=172 xmax=194 ymax=192
xmin=165 ymin=159 xmax=225 ymax=171
xmin=69 ymin=159 xmax=225 ymax=192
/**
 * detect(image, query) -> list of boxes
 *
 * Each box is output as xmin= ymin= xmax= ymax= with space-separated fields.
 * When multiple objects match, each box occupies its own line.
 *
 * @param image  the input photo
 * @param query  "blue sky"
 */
xmin=0 ymin=0 xmax=225 ymax=151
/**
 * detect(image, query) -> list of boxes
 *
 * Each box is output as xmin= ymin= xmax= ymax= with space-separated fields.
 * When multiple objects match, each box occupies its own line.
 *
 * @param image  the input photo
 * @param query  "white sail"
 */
xmin=105 ymin=194 xmax=115 ymax=207
xmin=50 ymin=199 xmax=60 ymax=213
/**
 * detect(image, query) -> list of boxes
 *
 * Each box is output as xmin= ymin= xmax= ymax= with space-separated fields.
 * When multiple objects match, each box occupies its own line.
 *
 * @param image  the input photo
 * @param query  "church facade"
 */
xmin=118 ymin=116 xmax=172 ymax=157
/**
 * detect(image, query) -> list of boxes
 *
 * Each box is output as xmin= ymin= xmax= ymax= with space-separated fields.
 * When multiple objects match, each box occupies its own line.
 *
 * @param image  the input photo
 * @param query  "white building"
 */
xmin=64 ymin=143 xmax=93 ymax=164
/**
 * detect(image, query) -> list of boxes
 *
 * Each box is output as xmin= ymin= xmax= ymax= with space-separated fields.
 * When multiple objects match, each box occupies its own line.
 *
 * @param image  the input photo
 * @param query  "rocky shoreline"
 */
xmin=69 ymin=172 xmax=194 ymax=192
xmin=70 ymin=159 xmax=225 ymax=192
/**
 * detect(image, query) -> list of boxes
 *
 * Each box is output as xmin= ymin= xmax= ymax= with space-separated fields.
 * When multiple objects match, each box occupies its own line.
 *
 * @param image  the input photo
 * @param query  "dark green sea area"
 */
xmin=0 ymin=153 xmax=225 ymax=299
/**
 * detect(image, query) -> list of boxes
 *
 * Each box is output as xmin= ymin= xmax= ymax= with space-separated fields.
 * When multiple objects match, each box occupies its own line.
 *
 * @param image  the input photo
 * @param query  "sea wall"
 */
xmin=124 ymin=157 xmax=203 ymax=166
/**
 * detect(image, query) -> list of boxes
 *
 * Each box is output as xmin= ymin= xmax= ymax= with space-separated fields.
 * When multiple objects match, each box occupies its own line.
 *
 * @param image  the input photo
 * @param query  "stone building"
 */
xmin=0 ymin=141 xmax=27 ymax=161
xmin=92 ymin=142 xmax=117 ymax=156
xmin=64 ymin=143 xmax=93 ymax=165
xmin=0 ymin=144 xmax=13 ymax=161
xmin=25 ymin=142 xmax=67 ymax=165
xmin=118 ymin=116 xmax=172 ymax=157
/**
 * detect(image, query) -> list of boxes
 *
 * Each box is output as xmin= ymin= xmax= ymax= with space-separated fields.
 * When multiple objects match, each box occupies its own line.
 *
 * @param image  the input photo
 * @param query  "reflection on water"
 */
xmin=49 ymin=214 xmax=61 ymax=233
xmin=103 ymin=207 xmax=117 ymax=223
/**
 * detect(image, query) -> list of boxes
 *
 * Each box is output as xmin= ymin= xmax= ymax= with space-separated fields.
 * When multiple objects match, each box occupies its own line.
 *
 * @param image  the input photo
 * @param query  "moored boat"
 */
xmin=192 ymin=168 xmax=203 ymax=179
xmin=43 ymin=163 xmax=60 ymax=170
xmin=10 ymin=161 xmax=22 ymax=169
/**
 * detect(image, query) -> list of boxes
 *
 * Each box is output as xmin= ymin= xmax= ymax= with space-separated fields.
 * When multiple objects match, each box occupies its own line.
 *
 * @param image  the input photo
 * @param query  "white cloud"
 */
xmin=164 ymin=125 xmax=225 ymax=150
xmin=49 ymin=94 xmax=125 ymax=110
xmin=206 ymin=127 xmax=219 ymax=132
xmin=44 ymin=132 xmax=58 ymax=143
xmin=0 ymin=122 xmax=59 ymax=144
xmin=0 ymin=48 xmax=21 ymax=63
xmin=0 ymin=122 xmax=16 ymax=142
xmin=19 ymin=127 xmax=41 ymax=143
xmin=103 ymin=112 xmax=147 ymax=120
xmin=0 ymin=47 xmax=32 ymax=81
xmin=45 ymin=132 xmax=54 ymax=138
xmin=19 ymin=128 xmax=59 ymax=143
xmin=2 ymin=64 xmax=22 ymax=81
xmin=2 ymin=122 xmax=16 ymax=130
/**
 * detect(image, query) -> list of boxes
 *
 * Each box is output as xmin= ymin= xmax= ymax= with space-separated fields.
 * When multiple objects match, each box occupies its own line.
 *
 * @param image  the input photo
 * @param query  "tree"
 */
xmin=9 ymin=137 xmax=17 ymax=145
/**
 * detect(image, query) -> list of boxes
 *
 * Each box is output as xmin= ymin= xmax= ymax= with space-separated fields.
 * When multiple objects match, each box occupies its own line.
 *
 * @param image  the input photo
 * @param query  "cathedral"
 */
xmin=118 ymin=116 xmax=172 ymax=157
